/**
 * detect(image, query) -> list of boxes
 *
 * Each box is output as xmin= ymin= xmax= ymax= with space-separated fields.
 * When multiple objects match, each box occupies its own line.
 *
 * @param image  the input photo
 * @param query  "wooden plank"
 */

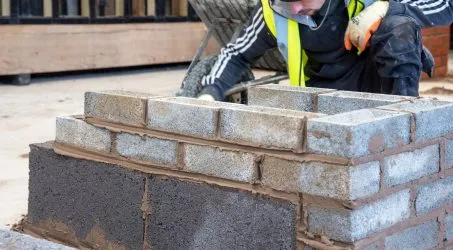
xmin=115 ymin=0 xmax=124 ymax=16
xmin=81 ymin=0 xmax=89 ymax=16
xmin=132 ymin=0 xmax=145 ymax=16
xmin=0 ymin=23 xmax=219 ymax=75
xmin=1 ymin=0 xmax=10 ymax=16
xmin=179 ymin=0 xmax=188 ymax=16
xmin=43 ymin=0 xmax=52 ymax=17
xmin=105 ymin=0 xmax=115 ymax=16
xmin=146 ymin=0 xmax=154 ymax=15
xmin=171 ymin=0 xmax=187 ymax=16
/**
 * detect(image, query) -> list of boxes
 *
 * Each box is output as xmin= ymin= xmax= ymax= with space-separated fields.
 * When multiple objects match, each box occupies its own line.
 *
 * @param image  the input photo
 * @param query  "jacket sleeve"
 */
xmin=199 ymin=1 xmax=278 ymax=101
xmin=388 ymin=0 xmax=453 ymax=27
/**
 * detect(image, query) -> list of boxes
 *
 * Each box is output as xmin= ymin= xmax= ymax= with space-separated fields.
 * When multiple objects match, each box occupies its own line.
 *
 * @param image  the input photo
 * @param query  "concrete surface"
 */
xmin=0 ymin=229 xmax=75 ymax=250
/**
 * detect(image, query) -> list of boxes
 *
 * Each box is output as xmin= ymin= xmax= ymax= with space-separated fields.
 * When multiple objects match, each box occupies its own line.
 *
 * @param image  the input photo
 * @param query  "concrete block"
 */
xmin=447 ymin=213 xmax=453 ymax=240
xmin=446 ymin=139 xmax=453 ymax=168
xmin=116 ymin=132 xmax=178 ymax=166
xmin=308 ymin=190 xmax=411 ymax=242
xmin=147 ymin=97 xmax=224 ymax=139
xmin=416 ymin=176 xmax=453 ymax=214
xmin=384 ymin=220 xmax=439 ymax=250
xmin=146 ymin=177 xmax=297 ymax=249
xmin=307 ymin=109 xmax=411 ymax=157
xmin=220 ymin=105 xmax=321 ymax=150
xmin=84 ymin=90 xmax=158 ymax=127
xmin=28 ymin=142 xmax=145 ymax=250
xmin=261 ymin=156 xmax=380 ymax=200
xmin=55 ymin=116 xmax=111 ymax=153
xmin=383 ymin=144 xmax=440 ymax=186
xmin=317 ymin=91 xmax=411 ymax=115
xmin=248 ymin=85 xmax=334 ymax=112
xmin=378 ymin=99 xmax=453 ymax=141
xmin=183 ymin=144 xmax=258 ymax=183
xmin=362 ymin=242 xmax=380 ymax=250
xmin=0 ymin=229 xmax=76 ymax=250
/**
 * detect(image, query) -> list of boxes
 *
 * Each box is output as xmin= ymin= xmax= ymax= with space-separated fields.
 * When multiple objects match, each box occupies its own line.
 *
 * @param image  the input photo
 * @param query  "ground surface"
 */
xmin=1 ymin=60 xmax=453 ymax=232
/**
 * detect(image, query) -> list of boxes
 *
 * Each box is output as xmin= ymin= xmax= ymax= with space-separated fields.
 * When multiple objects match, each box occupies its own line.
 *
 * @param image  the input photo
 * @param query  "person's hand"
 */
xmin=344 ymin=1 xmax=389 ymax=52
xmin=197 ymin=94 xmax=215 ymax=101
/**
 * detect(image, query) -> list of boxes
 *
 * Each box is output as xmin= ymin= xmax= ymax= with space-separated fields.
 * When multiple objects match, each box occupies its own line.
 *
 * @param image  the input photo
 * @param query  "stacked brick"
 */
xmin=26 ymin=86 xmax=453 ymax=249
xmin=421 ymin=26 xmax=451 ymax=79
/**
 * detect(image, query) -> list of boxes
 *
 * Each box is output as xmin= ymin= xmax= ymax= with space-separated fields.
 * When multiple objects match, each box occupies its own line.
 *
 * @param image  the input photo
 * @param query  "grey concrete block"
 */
xmin=248 ymin=85 xmax=334 ymax=112
xmin=307 ymin=109 xmax=411 ymax=157
xmin=146 ymin=177 xmax=297 ymax=250
xmin=0 ymin=229 xmax=76 ymax=250
xmin=384 ymin=220 xmax=439 ymax=250
xmin=317 ymin=91 xmax=412 ymax=115
xmin=308 ymin=190 xmax=411 ymax=242
xmin=116 ymin=132 xmax=178 ymax=166
xmin=220 ymin=105 xmax=321 ymax=150
xmin=183 ymin=144 xmax=258 ymax=183
xmin=147 ymin=97 xmax=223 ymax=139
xmin=261 ymin=156 xmax=380 ymax=200
xmin=383 ymin=144 xmax=440 ymax=186
xmin=446 ymin=139 xmax=453 ymax=168
xmin=378 ymin=99 xmax=453 ymax=141
xmin=84 ymin=90 xmax=158 ymax=127
xmin=416 ymin=176 xmax=453 ymax=214
xmin=55 ymin=116 xmax=111 ymax=153
xmin=447 ymin=213 xmax=453 ymax=240
xmin=28 ymin=142 xmax=145 ymax=250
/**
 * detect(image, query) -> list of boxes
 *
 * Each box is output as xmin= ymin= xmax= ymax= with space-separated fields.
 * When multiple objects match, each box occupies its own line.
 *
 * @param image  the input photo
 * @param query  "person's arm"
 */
xmin=199 ymin=2 xmax=278 ymax=101
xmin=388 ymin=0 xmax=453 ymax=27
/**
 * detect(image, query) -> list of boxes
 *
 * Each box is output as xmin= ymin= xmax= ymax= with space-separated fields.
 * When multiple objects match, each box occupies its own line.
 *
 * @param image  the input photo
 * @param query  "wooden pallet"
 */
xmin=0 ymin=22 xmax=219 ymax=75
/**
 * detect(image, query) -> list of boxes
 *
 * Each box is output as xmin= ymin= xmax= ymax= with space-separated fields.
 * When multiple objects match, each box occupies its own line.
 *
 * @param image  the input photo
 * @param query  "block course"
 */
xmin=30 ymin=88 xmax=453 ymax=249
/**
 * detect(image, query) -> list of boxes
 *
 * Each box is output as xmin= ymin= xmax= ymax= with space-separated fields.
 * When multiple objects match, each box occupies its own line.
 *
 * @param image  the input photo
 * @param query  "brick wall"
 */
xmin=26 ymin=87 xmax=453 ymax=249
xmin=421 ymin=26 xmax=451 ymax=79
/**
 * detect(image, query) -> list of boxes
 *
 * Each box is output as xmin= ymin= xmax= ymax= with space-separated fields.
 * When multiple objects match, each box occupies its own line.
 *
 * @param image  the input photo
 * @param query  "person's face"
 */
xmin=289 ymin=0 xmax=326 ymax=16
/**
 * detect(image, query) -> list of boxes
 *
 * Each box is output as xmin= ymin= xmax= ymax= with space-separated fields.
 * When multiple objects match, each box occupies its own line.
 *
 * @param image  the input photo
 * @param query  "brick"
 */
xmin=383 ymin=144 xmax=440 ymax=187
xmin=379 ymin=99 xmax=453 ymax=141
xmin=317 ymin=91 xmax=412 ymax=115
xmin=447 ymin=213 xmax=453 ymax=240
xmin=146 ymin=177 xmax=296 ymax=249
xmin=220 ymin=105 xmax=322 ymax=151
xmin=261 ymin=156 xmax=380 ymax=200
xmin=183 ymin=144 xmax=258 ymax=183
xmin=307 ymin=109 xmax=411 ymax=157
xmin=147 ymin=97 xmax=224 ymax=139
xmin=416 ymin=176 xmax=453 ymax=214
xmin=446 ymin=140 xmax=453 ymax=168
xmin=307 ymin=190 xmax=411 ymax=242
xmin=384 ymin=220 xmax=439 ymax=250
xmin=28 ymin=142 xmax=145 ymax=250
xmin=55 ymin=116 xmax=111 ymax=153
xmin=116 ymin=132 xmax=178 ymax=166
xmin=0 ymin=229 xmax=76 ymax=250
xmin=84 ymin=90 xmax=158 ymax=127
xmin=247 ymin=85 xmax=334 ymax=112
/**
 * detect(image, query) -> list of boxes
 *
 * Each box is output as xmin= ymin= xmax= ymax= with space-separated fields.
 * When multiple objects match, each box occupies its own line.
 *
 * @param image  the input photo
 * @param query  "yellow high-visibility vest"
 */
xmin=261 ymin=0 xmax=365 ymax=86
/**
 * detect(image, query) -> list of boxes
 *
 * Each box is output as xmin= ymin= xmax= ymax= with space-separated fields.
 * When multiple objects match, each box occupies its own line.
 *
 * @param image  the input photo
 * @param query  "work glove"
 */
xmin=197 ymin=94 xmax=215 ymax=101
xmin=344 ymin=1 xmax=389 ymax=53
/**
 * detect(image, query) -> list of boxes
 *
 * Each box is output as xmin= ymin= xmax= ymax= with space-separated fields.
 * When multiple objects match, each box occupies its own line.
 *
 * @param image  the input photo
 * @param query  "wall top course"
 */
xmin=308 ymin=108 xmax=409 ymax=126
xmin=318 ymin=91 xmax=413 ymax=102
xmin=87 ymin=89 xmax=159 ymax=99
xmin=378 ymin=98 xmax=453 ymax=113
xmin=252 ymin=85 xmax=336 ymax=93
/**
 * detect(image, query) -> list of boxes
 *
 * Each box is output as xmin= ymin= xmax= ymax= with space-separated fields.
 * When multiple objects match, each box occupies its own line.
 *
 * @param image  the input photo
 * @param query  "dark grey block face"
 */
xmin=146 ymin=177 xmax=297 ymax=250
xmin=28 ymin=142 xmax=145 ymax=250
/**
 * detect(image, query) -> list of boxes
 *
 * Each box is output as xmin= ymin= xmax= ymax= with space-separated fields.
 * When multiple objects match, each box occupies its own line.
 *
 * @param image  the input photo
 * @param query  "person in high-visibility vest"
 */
xmin=197 ymin=0 xmax=452 ymax=101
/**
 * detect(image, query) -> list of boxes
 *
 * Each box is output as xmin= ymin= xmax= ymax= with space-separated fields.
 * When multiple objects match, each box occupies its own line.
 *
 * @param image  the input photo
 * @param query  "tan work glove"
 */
xmin=344 ymin=1 xmax=389 ymax=53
